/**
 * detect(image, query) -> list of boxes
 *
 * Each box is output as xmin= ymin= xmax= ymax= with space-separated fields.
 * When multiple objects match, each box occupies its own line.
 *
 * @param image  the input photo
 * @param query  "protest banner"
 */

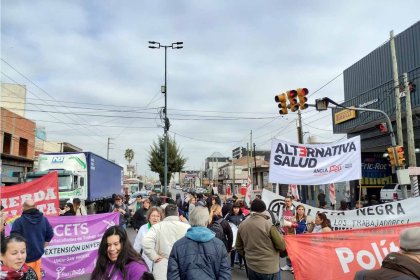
xmin=42 ymin=212 xmax=119 ymax=279
xmin=0 ymin=172 xmax=59 ymax=216
xmin=285 ymin=222 xmax=420 ymax=280
xmin=262 ymin=189 xmax=420 ymax=230
xmin=269 ymin=137 xmax=361 ymax=185
xmin=244 ymin=176 xmax=253 ymax=207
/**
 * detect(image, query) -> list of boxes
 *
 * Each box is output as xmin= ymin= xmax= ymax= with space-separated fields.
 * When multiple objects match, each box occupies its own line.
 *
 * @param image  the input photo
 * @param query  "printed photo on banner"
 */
xmin=268 ymin=136 xmax=361 ymax=185
xmin=262 ymin=189 xmax=420 ymax=230
xmin=0 ymin=172 xmax=59 ymax=216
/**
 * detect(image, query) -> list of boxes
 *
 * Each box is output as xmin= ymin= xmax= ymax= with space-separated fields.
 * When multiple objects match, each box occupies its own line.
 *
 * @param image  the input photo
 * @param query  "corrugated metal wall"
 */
xmin=333 ymin=21 xmax=420 ymax=134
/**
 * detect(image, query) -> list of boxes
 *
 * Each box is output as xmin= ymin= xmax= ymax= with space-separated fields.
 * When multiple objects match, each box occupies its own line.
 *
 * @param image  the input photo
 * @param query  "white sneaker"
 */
xmin=280 ymin=265 xmax=293 ymax=271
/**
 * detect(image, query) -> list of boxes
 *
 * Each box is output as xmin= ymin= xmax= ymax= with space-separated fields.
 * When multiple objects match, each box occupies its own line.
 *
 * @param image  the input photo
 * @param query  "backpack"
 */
xmin=208 ymin=218 xmax=227 ymax=246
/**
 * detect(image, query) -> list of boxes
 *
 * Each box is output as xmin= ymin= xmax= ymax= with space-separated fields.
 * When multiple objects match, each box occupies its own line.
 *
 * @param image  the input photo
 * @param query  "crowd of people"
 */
xmin=0 ymin=188 xmax=419 ymax=280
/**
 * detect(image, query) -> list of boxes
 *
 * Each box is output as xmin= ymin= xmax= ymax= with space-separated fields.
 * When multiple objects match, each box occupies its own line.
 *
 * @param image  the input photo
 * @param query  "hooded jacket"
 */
xmin=167 ymin=227 xmax=231 ymax=280
xmin=354 ymin=252 xmax=420 ymax=280
xmin=11 ymin=208 xmax=54 ymax=262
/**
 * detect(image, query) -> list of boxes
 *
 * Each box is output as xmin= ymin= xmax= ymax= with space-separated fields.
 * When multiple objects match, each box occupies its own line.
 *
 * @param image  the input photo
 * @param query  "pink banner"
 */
xmin=6 ymin=213 xmax=120 ymax=279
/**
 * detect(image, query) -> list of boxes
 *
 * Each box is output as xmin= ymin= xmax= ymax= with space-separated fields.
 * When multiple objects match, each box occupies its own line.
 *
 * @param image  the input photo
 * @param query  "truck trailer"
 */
xmin=26 ymin=152 xmax=123 ymax=213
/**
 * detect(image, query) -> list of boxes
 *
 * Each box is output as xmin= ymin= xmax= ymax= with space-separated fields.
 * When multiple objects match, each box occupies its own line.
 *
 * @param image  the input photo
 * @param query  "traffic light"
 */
xmin=286 ymin=90 xmax=298 ymax=112
xmin=395 ymin=145 xmax=405 ymax=166
xmin=275 ymin=93 xmax=288 ymax=115
xmin=297 ymin=88 xmax=309 ymax=110
xmin=387 ymin=146 xmax=397 ymax=166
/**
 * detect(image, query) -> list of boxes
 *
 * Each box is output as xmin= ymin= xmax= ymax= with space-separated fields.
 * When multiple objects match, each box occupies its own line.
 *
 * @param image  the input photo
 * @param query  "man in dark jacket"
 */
xmin=354 ymin=227 xmax=420 ymax=280
xmin=11 ymin=199 xmax=54 ymax=279
xmin=168 ymin=206 xmax=231 ymax=280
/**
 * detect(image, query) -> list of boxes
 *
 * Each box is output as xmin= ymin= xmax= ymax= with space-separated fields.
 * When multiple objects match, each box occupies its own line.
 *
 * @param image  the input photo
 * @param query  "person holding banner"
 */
xmin=91 ymin=225 xmax=147 ymax=280
xmin=10 ymin=199 xmax=53 ymax=280
xmin=307 ymin=212 xmax=332 ymax=233
xmin=0 ymin=234 xmax=38 ymax=280
xmin=354 ymin=227 xmax=420 ymax=280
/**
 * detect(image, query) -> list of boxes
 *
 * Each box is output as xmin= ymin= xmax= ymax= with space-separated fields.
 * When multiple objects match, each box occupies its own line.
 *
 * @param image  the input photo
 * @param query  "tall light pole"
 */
xmin=149 ymin=41 xmax=183 ymax=196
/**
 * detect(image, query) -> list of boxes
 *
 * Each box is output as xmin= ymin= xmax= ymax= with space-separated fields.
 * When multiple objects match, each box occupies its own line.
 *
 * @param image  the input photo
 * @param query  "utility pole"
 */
xmin=253 ymin=143 xmax=257 ymax=188
xmin=403 ymin=73 xmax=419 ymax=197
xmin=149 ymin=41 xmax=183 ymax=196
xmin=297 ymin=110 xmax=304 ymax=144
xmin=107 ymin=137 xmax=113 ymax=160
xmin=390 ymin=30 xmax=403 ymax=146
xmin=297 ymin=110 xmax=304 ymax=202
xmin=232 ymin=159 xmax=236 ymax=195
xmin=250 ymin=130 xmax=253 ymax=187
xmin=247 ymin=143 xmax=250 ymax=177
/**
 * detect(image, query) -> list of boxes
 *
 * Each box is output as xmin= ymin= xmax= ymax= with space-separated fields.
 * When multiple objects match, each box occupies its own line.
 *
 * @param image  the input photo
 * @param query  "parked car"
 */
xmin=195 ymin=187 xmax=205 ymax=194
xmin=380 ymin=183 xmax=412 ymax=203
xmin=128 ymin=190 xmax=150 ymax=205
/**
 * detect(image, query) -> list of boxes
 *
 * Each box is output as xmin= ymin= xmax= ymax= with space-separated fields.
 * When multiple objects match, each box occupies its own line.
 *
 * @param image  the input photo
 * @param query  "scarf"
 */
xmin=0 ymin=262 xmax=31 ymax=280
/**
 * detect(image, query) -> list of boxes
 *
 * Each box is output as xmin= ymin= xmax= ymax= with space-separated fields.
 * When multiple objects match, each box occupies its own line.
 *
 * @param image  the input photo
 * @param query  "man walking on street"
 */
xmin=143 ymin=204 xmax=190 ymax=280
xmin=236 ymin=199 xmax=286 ymax=280
xmin=11 ymin=199 xmax=54 ymax=279
xmin=168 ymin=206 xmax=231 ymax=279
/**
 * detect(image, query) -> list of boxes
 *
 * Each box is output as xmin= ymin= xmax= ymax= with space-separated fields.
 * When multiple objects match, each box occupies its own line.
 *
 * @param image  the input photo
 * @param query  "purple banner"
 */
xmin=42 ymin=213 xmax=119 ymax=279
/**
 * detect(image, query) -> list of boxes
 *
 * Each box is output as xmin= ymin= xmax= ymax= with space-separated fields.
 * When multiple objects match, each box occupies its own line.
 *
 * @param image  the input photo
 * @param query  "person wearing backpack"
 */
xmin=208 ymin=204 xmax=233 ymax=253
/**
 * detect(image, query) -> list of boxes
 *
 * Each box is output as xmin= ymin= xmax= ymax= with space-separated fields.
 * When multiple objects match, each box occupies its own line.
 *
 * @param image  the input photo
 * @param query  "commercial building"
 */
xmin=332 ymin=21 xmax=420 ymax=200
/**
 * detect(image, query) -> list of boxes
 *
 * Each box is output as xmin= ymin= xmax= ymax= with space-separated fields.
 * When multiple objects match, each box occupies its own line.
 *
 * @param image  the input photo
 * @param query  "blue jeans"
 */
xmin=248 ymin=267 xmax=279 ymax=280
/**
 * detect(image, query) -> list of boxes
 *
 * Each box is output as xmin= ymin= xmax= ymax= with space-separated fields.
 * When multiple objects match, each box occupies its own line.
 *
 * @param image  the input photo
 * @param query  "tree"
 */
xmin=124 ymin=148 xmax=135 ymax=177
xmin=148 ymin=136 xmax=187 ymax=186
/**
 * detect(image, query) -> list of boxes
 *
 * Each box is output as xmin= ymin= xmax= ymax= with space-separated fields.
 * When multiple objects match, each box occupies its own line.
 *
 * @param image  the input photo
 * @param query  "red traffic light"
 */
xmin=287 ymin=90 xmax=297 ymax=99
xmin=297 ymin=88 xmax=308 ymax=96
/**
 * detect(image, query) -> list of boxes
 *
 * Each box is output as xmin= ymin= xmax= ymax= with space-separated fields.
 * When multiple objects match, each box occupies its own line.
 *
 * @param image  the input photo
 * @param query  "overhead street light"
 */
xmin=148 ymin=41 xmax=183 ymax=196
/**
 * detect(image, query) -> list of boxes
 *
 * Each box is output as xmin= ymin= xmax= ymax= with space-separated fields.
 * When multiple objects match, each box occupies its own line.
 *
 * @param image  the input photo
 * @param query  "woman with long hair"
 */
xmin=225 ymin=202 xmax=246 ymax=269
xmin=133 ymin=206 xmax=164 ymax=272
xmin=73 ymin=198 xmax=87 ymax=216
xmin=91 ymin=226 xmax=147 ymax=279
xmin=309 ymin=212 xmax=332 ymax=233
xmin=208 ymin=204 xmax=233 ymax=253
xmin=131 ymin=199 xmax=151 ymax=231
xmin=0 ymin=234 xmax=38 ymax=279
xmin=295 ymin=205 xmax=308 ymax=234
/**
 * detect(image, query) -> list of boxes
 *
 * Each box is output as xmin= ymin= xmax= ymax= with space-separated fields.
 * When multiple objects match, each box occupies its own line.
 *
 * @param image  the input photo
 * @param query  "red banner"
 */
xmin=0 ymin=172 xmax=59 ymax=216
xmin=285 ymin=222 xmax=420 ymax=280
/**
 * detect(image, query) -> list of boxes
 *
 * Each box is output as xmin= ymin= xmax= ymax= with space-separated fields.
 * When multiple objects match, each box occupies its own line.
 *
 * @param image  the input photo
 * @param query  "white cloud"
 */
xmin=1 ymin=0 xmax=419 ymax=178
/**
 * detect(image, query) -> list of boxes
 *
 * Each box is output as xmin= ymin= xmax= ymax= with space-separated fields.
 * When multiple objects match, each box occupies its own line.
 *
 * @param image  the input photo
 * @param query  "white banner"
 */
xmin=262 ymin=189 xmax=420 ymax=230
xmin=268 ymin=137 xmax=361 ymax=185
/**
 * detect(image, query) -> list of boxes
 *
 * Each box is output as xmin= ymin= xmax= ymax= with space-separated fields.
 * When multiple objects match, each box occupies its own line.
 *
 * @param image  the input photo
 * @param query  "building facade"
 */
xmin=332 ymin=21 xmax=420 ymax=200
xmin=1 ymin=107 xmax=35 ymax=185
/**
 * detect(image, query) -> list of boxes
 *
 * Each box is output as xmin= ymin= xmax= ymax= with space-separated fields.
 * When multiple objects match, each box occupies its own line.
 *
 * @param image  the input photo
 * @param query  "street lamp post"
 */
xmin=149 ymin=41 xmax=183 ymax=196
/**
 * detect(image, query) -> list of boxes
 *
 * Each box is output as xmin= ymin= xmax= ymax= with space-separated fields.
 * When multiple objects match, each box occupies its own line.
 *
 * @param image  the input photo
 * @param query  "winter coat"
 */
xmin=354 ymin=252 xmax=420 ymax=280
xmin=225 ymin=213 xmax=245 ymax=227
xmin=133 ymin=223 xmax=153 ymax=271
xmin=142 ymin=216 xmax=190 ymax=280
xmin=101 ymin=260 xmax=147 ymax=280
xmin=209 ymin=215 xmax=233 ymax=252
xmin=167 ymin=227 xmax=231 ymax=280
xmin=132 ymin=207 xmax=149 ymax=229
xmin=11 ymin=208 xmax=54 ymax=262
xmin=235 ymin=212 xmax=286 ymax=275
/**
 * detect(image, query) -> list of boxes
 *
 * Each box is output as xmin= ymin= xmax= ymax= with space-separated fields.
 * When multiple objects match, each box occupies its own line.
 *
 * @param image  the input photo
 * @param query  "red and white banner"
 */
xmin=269 ymin=136 xmax=361 ymax=185
xmin=0 ymin=172 xmax=59 ymax=216
xmin=329 ymin=183 xmax=336 ymax=205
xmin=285 ymin=222 xmax=420 ymax=280
xmin=244 ymin=176 xmax=252 ymax=207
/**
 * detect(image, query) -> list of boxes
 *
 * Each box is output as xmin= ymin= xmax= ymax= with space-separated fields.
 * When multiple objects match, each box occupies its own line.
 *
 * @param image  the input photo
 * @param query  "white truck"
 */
xmin=380 ymin=183 xmax=412 ymax=203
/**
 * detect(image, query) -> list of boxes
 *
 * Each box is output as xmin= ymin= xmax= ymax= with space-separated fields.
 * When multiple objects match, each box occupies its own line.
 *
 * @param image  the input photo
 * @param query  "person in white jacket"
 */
xmin=142 ymin=204 xmax=190 ymax=280
xmin=133 ymin=206 xmax=164 ymax=271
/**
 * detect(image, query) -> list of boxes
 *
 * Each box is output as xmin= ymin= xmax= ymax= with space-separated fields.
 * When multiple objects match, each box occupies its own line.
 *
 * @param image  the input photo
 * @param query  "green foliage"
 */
xmin=148 ymin=136 xmax=187 ymax=185
xmin=124 ymin=148 xmax=135 ymax=164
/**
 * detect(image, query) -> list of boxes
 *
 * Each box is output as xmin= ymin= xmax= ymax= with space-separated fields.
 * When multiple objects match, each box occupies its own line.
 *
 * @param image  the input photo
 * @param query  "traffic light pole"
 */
xmin=311 ymin=100 xmax=409 ymax=196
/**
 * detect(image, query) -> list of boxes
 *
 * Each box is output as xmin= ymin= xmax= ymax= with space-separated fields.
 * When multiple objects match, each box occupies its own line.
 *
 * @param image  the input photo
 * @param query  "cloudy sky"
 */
xmin=1 ymin=1 xmax=419 ymax=178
